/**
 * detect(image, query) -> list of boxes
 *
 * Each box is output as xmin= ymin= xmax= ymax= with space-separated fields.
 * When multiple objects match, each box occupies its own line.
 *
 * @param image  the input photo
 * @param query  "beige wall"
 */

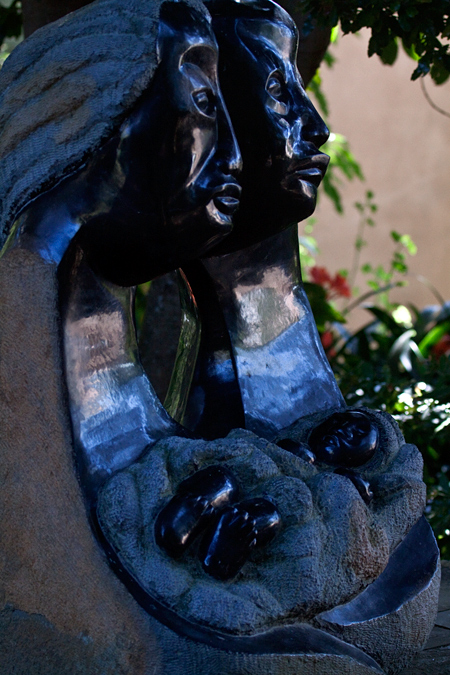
xmin=310 ymin=30 xmax=450 ymax=327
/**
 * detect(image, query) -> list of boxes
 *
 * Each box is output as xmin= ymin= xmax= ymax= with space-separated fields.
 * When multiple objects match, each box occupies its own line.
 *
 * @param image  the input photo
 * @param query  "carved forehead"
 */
xmin=206 ymin=0 xmax=298 ymax=64
xmin=206 ymin=0 xmax=296 ymax=29
xmin=158 ymin=0 xmax=218 ymax=71
xmin=160 ymin=0 xmax=212 ymax=36
xmin=235 ymin=18 xmax=297 ymax=65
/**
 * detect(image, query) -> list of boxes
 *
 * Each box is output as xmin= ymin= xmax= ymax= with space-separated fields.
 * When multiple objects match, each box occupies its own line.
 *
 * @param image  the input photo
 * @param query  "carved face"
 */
xmin=79 ymin=4 xmax=242 ymax=285
xmin=205 ymin=2 xmax=329 ymax=253
xmin=155 ymin=4 xmax=242 ymax=260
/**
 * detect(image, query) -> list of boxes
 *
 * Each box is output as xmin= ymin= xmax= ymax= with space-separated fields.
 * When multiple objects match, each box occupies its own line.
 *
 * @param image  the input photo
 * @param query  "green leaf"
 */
xmin=392 ymin=260 xmax=408 ymax=273
xmin=367 ymin=306 xmax=404 ymax=335
xmin=412 ymin=61 xmax=430 ymax=79
xmin=323 ymin=177 xmax=343 ymax=214
xmin=380 ymin=38 xmax=398 ymax=65
xmin=399 ymin=234 xmax=417 ymax=255
xmin=0 ymin=0 xmax=22 ymax=45
xmin=303 ymin=282 xmax=346 ymax=330
xmin=430 ymin=61 xmax=450 ymax=85
xmin=307 ymin=72 xmax=329 ymax=117
xmin=418 ymin=320 xmax=450 ymax=357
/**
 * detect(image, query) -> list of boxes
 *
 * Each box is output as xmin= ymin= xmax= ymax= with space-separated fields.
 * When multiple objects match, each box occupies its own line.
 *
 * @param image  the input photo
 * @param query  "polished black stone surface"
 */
xmin=155 ymin=465 xmax=239 ymax=558
xmin=199 ymin=497 xmax=282 ymax=580
xmin=276 ymin=437 xmax=316 ymax=464
xmin=334 ymin=468 xmax=374 ymax=504
xmin=309 ymin=411 xmax=379 ymax=468
xmin=204 ymin=0 xmax=329 ymax=253
xmin=8 ymin=3 xmax=241 ymax=286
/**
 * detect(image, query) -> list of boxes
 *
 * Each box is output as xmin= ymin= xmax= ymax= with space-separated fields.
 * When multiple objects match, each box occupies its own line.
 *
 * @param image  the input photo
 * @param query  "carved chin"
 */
xmin=281 ymin=176 xmax=319 ymax=203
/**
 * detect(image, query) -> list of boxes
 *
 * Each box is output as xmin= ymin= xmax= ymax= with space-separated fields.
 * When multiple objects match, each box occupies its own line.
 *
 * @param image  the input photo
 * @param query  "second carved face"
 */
xmin=204 ymin=0 xmax=330 ymax=253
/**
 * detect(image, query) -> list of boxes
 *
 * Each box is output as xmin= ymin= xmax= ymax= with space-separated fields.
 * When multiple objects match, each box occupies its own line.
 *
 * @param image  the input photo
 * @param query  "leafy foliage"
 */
xmin=0 ymin=0 xmax=21 ymax=47
xmin=303 ymin=237 xmax=450 ymax=556
xmin=321 ymin=133 xmax=365 ymax=213
xmin=333 ymin=308 xmax=450 ymax=558
xmin=298 ymin=0 xmax=450 ymax=83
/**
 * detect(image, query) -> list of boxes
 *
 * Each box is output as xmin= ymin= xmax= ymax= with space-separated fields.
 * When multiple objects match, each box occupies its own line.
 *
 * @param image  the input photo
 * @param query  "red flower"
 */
xmin=321 ymin=330 xmax=336 ymax=358
xmin=431 ymin=335 xmax=450 ymax=359
xmin=330 ymin=273 xmax=352 ymax=299
xmin=309 ymin=266 xmax=351 ymax=299
xmin=310 ymin=266 xmax=332 ymax=286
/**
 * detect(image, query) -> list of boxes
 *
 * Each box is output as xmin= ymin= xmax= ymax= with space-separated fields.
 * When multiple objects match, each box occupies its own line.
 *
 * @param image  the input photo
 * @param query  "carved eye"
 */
xmin=192 ymin=88 xmax=216 ymax=117
xmin=266 ymin=71 xmax=289 ymax=114
xmin=267 ymin=75 xmax=283 ymax=99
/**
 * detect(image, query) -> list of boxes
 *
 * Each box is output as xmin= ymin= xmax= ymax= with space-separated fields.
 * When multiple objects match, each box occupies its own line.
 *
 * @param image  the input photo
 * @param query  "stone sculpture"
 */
xmin=113 ymin=1 xmax=437 ymax=672
xmin=0 ymin=0 xmax=440 ymax=673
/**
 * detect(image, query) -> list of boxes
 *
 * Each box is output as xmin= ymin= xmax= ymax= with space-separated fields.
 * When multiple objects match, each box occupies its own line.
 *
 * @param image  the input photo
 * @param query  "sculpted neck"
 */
xmin=173 ymin=225 xmax=345 ymax=439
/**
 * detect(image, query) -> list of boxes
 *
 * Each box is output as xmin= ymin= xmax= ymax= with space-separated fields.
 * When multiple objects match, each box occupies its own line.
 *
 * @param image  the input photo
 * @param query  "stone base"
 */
xmin=316 ymin=518 xmax=441 ymax=674
xmin=147 ymin=617 xmax=384 ymax=675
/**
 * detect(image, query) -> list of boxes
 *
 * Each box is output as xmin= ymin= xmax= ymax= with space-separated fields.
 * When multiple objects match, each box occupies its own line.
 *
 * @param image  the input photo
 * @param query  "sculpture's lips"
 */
xmin=286 ymin=154 xmax=329 ymax=189
xmin=213 ymin=183 xmax=242 ymax=216
xmin=293 ymin=166 xmax=324 ymax=187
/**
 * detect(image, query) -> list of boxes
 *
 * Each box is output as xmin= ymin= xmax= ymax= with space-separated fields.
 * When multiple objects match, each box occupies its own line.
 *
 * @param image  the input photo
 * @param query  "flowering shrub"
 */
xmin=310 ymin=266 xmax=352 ymax=299
xmin=303 ymin=257 xmax=450 ymax=557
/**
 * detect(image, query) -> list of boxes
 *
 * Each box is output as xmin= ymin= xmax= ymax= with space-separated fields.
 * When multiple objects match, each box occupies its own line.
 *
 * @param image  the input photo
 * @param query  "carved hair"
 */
xmin=0 ymin=0 xmax=207 ymax=249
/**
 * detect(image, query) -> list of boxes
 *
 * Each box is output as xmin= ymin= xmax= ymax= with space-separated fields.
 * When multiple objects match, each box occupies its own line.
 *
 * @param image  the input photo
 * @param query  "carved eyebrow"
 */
xmin=181 ymin=45 xmax=217 ymax=78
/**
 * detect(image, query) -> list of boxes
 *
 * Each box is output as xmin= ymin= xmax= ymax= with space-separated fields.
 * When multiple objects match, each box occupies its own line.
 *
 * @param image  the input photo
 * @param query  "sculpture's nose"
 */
xmin=217 ymin=104 xmax=243 ymax=176
xmin=290 ymin=94 xmax=329 ymax=154
xmin=303 ymin=104 xmax=329 ymax=148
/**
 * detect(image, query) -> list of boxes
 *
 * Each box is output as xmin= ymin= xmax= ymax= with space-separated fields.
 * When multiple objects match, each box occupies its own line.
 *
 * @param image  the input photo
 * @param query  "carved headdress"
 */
xmin=0 ymin=0 xmax=207 ymax=249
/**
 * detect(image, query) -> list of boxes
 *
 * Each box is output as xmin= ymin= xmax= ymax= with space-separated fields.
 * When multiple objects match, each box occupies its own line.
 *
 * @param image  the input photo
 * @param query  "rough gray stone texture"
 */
xmin=0 ymin=605 xmax=138 ymax=675
xmin=316 ymin=558 xmax=441 ymax=675
xmin=98 ymin=411 xmax=426 ymax=636
xmin=0 ymin=249 xmax=161 ymax=674
xmin=146 ymin=614 xmax=384 ymax=675
xmin=0 ymin=246 xmax=435 ymax=675
xmin=0 ymin=0 xmax=206 ymax=249
xmin=277 ymin=407 xmax=426 ymax=551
